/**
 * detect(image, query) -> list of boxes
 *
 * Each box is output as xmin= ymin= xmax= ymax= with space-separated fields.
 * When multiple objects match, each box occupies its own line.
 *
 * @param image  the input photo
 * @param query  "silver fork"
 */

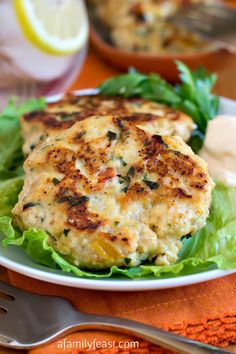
xmin=170 ymin=3 xmax=236 ymax=52
xmin=0 ymin=281 xmax=233 ymax=353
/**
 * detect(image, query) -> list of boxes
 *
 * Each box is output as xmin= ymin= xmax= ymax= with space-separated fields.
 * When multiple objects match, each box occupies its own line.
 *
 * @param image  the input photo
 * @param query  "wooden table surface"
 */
xmin=0 ymin=45 xmax=236 ymax=353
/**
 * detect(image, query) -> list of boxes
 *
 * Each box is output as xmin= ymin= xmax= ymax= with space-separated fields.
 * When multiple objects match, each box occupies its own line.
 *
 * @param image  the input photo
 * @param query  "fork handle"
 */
xmin=70 ymin=314 xmax=231 ymax=354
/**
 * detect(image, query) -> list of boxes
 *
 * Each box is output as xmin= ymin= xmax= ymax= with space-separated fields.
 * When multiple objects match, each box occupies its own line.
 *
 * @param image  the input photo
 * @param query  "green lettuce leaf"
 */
xmin=0 ymin=177 xmax=24 ymax=217
xmin=0 ymin=180 xmax=235 ymax=279
xmin=0 ymin=97 xmax=46 ymax=178
xmin=178 ymin=183 xmax=236 ymax=269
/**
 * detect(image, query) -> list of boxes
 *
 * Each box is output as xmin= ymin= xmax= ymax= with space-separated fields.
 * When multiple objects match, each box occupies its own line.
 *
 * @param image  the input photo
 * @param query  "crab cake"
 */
xmin=111 ymin=21 xmax=209 ymax=55
xmin=13 ymin=114 xmax=214 ymax=270
xmin=90 ymin=0 xmax=211 ymax=54
xmin=21 ymin=94 xmax=195 ymax=155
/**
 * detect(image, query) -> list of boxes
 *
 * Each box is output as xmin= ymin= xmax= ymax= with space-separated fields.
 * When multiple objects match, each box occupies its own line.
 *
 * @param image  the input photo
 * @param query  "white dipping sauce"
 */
xmin=199 ymin=116 xmax=236 ymax=187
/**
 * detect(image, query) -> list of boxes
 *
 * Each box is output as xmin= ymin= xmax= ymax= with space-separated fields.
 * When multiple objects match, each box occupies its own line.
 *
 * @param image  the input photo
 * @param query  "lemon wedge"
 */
xmin=13 ymin=0 xmax=89 ymax=55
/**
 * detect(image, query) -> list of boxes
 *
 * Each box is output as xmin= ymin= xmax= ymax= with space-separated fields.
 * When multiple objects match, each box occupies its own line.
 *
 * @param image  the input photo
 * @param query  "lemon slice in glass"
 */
xmin=13 ymin=0 xmax=89 ymax=55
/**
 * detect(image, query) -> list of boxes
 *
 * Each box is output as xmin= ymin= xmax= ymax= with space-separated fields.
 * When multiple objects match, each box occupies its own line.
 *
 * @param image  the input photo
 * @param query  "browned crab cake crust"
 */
xmin=13 ymin=114 xmax=213 ymax=270
xmin=21 ymin=94 xmax=195 ymax=154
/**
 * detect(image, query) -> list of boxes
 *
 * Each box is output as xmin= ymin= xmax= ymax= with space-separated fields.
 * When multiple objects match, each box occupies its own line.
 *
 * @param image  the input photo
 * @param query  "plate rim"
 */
xmin=0 ymin=253 xmax=235 ymax=291
xmin=0 ymin=90 xmax=236 ymax=291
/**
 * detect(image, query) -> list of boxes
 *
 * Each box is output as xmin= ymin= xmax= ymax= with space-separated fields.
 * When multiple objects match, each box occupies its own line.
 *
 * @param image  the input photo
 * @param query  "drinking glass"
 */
xmin=0 ymin=0 xmax=88 ymax=109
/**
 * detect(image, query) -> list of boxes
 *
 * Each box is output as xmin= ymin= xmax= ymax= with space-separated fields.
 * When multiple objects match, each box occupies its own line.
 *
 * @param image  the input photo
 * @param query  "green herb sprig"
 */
xmin=99 ymin=62 xmax=219 ymax=151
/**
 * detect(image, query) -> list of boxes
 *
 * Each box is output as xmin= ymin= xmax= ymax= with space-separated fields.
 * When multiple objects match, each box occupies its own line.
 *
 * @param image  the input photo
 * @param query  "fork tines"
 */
xmin=170 ymin=3 xmax=236 ymax=39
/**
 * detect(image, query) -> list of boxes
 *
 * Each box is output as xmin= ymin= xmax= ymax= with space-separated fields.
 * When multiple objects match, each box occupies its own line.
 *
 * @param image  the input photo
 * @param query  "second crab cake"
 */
xmin=21 ymin=94 xmax=195 ymax=155
xmin=13 ymin=114 xmax=214 ymax=270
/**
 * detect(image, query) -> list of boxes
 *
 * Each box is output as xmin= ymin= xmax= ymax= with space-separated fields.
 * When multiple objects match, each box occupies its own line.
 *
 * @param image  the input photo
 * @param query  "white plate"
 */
xmin=0 ymin=93 xmax=235 ymax=291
